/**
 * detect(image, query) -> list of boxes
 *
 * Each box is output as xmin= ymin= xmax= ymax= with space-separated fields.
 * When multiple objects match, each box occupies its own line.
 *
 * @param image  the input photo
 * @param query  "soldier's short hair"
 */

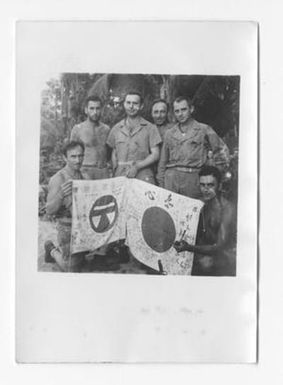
xmin=85 ymin=95 xmax=103 ymax=107
xmin=125 ymin=91 xmax=143 ymax=104
xmin=173 ymin=96 xmax=193 ymax=108
xmin=199 ymin=165 xmax=222 ymax=185
xmin=151 ymin=98 xmax=168 ymax=113
xmin=63 ymin=140 xmax=85 ymax=157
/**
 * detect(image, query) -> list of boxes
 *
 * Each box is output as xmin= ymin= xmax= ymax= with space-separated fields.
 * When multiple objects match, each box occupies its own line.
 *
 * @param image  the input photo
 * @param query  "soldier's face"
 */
xmin=152 ymin=102 xmax=168 ymax=126
xmin=85 ymin=101 xmax=101 ymax=123
xmin=199 ymin=175 xmax=219 ymax=202
xmin=173 ymin=100 xmax=193 ymax=124
xmin=65 ymin=146 xmax=84 ymax=171
xmin=124 ymin=94 xmax=142 ymax=118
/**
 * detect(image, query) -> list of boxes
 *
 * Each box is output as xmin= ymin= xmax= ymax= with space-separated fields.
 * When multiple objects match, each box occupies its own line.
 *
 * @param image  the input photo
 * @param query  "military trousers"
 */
xmin=164 ymin=168 xmax=201 ymax=199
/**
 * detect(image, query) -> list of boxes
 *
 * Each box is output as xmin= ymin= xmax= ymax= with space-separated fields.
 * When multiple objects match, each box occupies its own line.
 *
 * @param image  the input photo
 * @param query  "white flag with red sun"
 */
xmin=126 ymin=179 xmax=204 ymax=275
xmin=71 ymin=177 xmax=203 ymax=274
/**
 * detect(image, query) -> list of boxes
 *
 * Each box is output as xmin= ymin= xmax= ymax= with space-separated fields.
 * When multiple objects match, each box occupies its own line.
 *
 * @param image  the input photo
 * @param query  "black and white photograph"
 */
xmin=38 ymin=73 xmax=240 ymax=276
xmin=16 ymin=21 xmax=257 ymax=364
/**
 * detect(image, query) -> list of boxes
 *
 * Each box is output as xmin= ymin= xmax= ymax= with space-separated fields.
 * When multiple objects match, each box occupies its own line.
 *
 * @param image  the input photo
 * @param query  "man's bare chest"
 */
xmin=79 ymin=127 xmax=107 ymax=147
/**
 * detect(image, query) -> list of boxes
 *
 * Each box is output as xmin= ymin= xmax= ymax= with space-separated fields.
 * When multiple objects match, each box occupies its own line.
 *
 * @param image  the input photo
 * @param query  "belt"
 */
xmin=166 ymin=165 xmax=200 ymax=173
xmin=117 ymin=161 xmax=134 ymax=166
xmin=82 ymin=163 xmax=107 ymax=169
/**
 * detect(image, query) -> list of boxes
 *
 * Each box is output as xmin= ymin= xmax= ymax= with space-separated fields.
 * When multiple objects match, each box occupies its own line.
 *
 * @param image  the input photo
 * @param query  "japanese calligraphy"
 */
xmin=164 ymin=193 xmax=173 ymax=209
xmin=145 ymin=190 xmax=156 ymax=200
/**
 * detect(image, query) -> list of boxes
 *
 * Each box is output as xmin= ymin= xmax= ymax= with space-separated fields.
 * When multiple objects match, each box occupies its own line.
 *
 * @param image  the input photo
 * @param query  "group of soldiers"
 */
xmin=44 ymin=91 xmax=236 ymax=276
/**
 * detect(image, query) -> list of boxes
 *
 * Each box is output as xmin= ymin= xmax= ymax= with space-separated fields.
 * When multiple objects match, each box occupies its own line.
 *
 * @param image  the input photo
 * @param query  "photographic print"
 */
xmin=16 ymin=21 xmax=257 ymax=363
xmin=38 ymin=73 xmax=239 ymax=276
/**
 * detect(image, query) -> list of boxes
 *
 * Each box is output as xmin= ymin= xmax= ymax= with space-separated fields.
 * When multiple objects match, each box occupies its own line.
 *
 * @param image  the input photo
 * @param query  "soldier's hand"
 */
xmin=174 ymin=240 xmax=190 ymax=253
xmin=60 ymin=180 xmax=72 ymax=198
xmin=126 ymin=165 xmax=138 ymax=178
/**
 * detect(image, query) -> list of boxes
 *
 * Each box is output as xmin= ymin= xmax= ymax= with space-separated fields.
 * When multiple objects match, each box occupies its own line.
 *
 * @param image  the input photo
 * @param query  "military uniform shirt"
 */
xmin=107 ymin=117 xmax=162 ymax=164
xmin=158 ymin=119 xmax=229 ymax=182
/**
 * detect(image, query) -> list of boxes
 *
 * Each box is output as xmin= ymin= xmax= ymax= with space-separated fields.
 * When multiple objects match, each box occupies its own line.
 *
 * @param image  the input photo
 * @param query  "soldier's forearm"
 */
xmin=156 ymin=175 xmax=164 ymax=187
xmin=136 ymin=151 xmax=159 ymax=170
xmin=111 ymin=149 xmax=118 ymax=172
xmin=156 ymin=165 xmax=165 ymax=186
xmin=46 ymin=196 xmax=63 ymax=215
xmin=46 ymin=190 xmax=64 ymax=215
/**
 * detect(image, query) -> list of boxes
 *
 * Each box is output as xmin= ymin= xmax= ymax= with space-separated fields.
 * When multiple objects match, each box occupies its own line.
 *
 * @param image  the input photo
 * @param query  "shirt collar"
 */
xmin=171 ymin=119 xmax=200 ymax=140
xmin=120 ymin=116 xmax=146 ymax=137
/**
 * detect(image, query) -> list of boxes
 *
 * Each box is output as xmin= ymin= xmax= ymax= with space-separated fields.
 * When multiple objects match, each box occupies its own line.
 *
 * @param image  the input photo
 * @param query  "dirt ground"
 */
xmin=38 ymin=218 xmax=156 ymax=274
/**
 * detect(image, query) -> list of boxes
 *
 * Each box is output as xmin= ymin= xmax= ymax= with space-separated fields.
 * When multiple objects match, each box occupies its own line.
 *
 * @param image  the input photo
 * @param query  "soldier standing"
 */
xmin=151 ymin=99 xmax=174 ymax=141
xmin=157 ymin=96 xmax=229 ymax=198
xmin=151 ymin=99 xmax=174 ymax=184
xmin=71 ymin=96 xmax=110 ymax=180
xmin=107 ymin=92 xmax=162 ymax=184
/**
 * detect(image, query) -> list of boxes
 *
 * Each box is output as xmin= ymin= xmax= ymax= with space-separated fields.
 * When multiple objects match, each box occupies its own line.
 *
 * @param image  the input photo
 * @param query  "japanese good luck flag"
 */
xmin=126 ymin=179 xmax=204 ymax=275
xmin=71 ymin=177 xmax=127 ymax=254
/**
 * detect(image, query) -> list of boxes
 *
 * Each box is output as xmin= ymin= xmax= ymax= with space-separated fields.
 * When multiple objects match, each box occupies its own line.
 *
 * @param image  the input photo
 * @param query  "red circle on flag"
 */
xmin=141 ymin=207 xmax=176 ymax=253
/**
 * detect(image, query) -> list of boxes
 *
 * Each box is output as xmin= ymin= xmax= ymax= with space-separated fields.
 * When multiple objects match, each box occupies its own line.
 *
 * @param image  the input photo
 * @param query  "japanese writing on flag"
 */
xmin=71 ymin=177 xmax=127 ymax=254
xmin=126 ymin=180 xmax=204 ymax=275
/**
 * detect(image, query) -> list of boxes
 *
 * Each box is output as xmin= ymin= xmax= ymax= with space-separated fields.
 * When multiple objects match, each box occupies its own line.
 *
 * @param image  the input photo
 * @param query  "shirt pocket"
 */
xmin=189 ymin=136 xmax=204 ymax=161
xmin=115 ymin=134 xmax=128 ymax=157
xmin=169 ymin=137 xmax=183 ymax=161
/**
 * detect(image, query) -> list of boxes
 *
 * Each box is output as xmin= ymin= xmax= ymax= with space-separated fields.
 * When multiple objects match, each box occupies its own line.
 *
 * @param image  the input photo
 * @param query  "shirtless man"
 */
xmin=45 ymin=141 xmax=86 ymax=272
xmin=174 ymin=165 xmax=236 ymax=276
xmin=45 ymin=139 xmax=122 ymax=271
xmin=70 ymin=96 xmax=110 ymax=180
